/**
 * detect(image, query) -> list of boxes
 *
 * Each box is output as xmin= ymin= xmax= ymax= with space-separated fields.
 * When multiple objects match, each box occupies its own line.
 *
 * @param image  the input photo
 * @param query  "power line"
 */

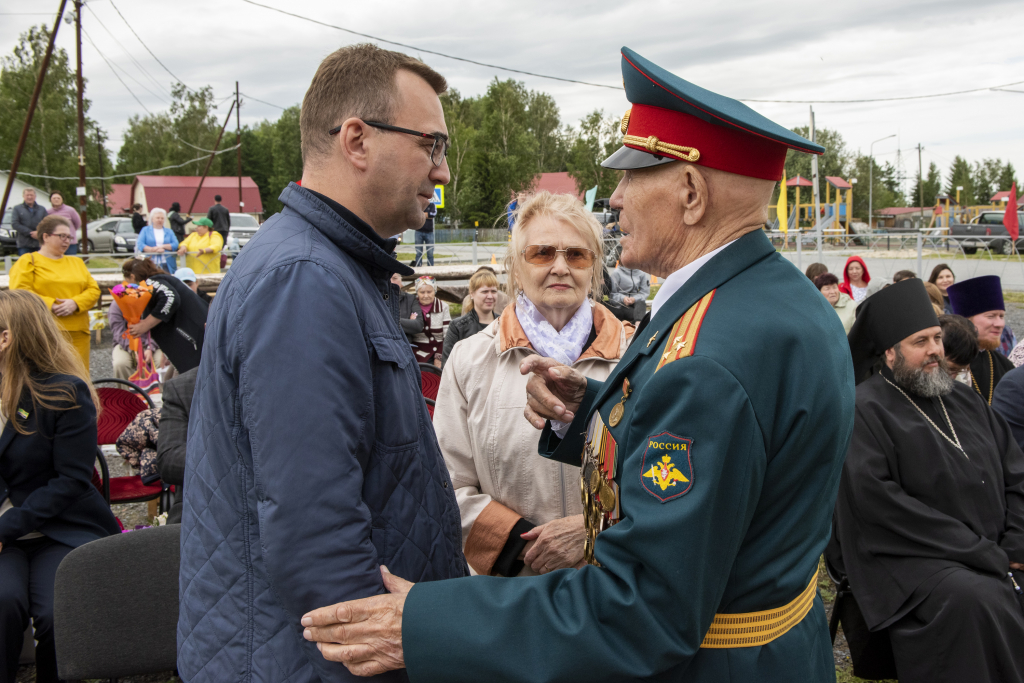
xmin=240 ymin=91 xmax=287 ymax=109
xmin=2 ymin=144 xmax=240 ymax=181
xmin=740 ymin=79 xmax=1024 ymax=104
xmin=80 ymin=28 xmax=152 ymax=114
xmin=108 ymin=0 xmax=191 ymax=90
xmin=82 ymin=27 xmax=170 ymax=106
xmin=86 ymin=5 xmax=173 ymax=99
xmin=240 ymin=0 xmax=622 ymax=90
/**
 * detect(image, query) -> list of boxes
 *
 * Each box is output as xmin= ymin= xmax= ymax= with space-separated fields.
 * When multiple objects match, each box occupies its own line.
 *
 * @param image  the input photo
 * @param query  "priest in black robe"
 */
xmin=948 ymin=274 xmax=1014 ymax=405
xmin=833 ymin=278 xmax=1024 ymax=683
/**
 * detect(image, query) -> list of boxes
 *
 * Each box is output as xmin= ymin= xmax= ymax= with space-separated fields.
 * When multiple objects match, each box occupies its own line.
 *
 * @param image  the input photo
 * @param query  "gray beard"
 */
xmin=892 ymin=345 xmax=955 ymax=398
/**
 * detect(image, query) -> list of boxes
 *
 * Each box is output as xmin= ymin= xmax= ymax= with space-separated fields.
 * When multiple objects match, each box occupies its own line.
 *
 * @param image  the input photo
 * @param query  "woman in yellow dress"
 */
xmin=177 ymin=218 xmax=224 ymax=274
xmin=9 ymin=215 xmax=100 ymax=372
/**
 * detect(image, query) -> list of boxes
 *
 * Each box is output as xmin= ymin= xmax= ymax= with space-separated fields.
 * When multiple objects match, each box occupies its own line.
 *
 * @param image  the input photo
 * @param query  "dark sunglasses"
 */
xmin=328 ymin=120 xmax=450 ymax=167
xmin=521 ymin=245 xmax=597 ymax=269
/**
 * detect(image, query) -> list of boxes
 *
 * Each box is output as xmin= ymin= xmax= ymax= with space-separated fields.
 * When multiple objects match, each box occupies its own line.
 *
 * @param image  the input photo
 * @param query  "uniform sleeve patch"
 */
xmin=640 ymin=432 xmax=694 ymax=502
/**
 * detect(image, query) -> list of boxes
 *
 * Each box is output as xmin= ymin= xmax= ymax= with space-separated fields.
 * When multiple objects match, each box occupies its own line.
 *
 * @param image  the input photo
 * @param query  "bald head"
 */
xmin=611 ymin=162 xmax=776 ymax=277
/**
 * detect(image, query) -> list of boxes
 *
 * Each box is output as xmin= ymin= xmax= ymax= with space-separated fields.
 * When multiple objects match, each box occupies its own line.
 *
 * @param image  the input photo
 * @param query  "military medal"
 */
xmin=608 ymin=378 xmax=632 ymax=427
xmin=580 ymin=411 xmax=622 ymax=566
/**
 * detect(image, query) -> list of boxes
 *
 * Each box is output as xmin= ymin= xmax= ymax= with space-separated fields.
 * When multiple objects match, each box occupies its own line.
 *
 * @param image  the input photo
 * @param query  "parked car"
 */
xmin=224 ymin=213 xmax=261 ymax=257
xmin=80 ymin=216 xmax=138 ymax=253
xmin=1 ymin=209 xmax=17 ymax=255
xmin=949 ymin=210 xmax=1024 ymax=255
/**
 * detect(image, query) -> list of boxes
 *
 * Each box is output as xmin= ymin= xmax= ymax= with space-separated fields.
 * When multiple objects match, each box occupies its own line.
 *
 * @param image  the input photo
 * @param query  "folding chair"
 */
xmin=54 ymin=525 xmax=180 ymax=681
xmin=93 ymin=378 xmax=171 ymax=514
xmin=419 ymin=363 xmax=442 ymax=421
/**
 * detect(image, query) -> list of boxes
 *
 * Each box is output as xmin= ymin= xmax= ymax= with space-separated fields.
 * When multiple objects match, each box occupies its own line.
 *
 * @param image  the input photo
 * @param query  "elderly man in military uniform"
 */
xmin=301 ymin=47 xmax=855 ymax=683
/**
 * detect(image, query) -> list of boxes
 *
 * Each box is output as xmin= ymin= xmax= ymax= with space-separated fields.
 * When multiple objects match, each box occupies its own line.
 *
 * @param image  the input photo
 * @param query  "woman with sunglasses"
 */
xmin=435 ymin=191 xmax=632 ymax=577
xmin=9 ymin=216 xmax=100 ymax=372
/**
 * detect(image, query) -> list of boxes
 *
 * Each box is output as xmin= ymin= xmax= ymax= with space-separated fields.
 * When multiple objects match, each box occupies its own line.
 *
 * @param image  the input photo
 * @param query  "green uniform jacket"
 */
xmin=403 ymin=230 xmax=855 ymax=682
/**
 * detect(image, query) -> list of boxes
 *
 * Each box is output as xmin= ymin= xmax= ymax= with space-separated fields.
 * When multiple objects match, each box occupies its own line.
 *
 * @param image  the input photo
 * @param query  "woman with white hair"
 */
xmin=409 ymin=276 xmax=450 ymax=368
xmin=435 ymin=191 xmax=632 ymax=577
xmin=135 ymin=207 xmax=180 ymax=273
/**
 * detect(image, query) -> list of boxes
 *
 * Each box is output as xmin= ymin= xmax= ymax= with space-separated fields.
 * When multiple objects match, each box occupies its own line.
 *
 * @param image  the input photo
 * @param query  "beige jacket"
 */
xmin=435 ymin=302 xmax=631 ymax=575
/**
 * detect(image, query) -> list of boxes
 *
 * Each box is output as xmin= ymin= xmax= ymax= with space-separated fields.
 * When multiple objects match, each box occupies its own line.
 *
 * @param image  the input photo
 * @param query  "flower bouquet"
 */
xmin=111 ymin=282 xmax=160 ymax=394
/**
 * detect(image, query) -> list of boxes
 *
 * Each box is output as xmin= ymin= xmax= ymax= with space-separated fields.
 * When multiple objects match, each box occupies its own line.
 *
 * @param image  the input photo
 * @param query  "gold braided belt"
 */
xmin=700 ymin=570 xmax=818 ymax=649
xmin=620 ymin=108 xmax=700 ymax=163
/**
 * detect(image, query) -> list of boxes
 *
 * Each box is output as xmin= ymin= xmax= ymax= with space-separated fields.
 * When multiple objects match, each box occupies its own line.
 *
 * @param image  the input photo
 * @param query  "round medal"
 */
xmin=599 ymin=481 xmax=616 ymax=512
xmin=609 ymin=402 xmax=624 ymax=427
xmin=590 ymin=469 xmax=601 ymax=492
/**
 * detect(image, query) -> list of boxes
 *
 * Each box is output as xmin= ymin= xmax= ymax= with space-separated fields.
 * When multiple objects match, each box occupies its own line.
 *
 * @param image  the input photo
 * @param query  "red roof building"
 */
xmin=130 ymin=175 xmax=263 ymax=216
xmin=531 ymin=172 xmax=584 ymax=199
xmin=105 ymin=183 xmax=133 ymax=215
xmin=992 ymin=190 xmax=1013 ymax=203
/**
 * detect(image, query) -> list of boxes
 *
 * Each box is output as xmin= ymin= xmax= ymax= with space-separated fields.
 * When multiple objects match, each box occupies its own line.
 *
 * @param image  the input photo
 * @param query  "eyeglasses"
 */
xmin=521 ymin=245 xmax=597 ymax=269
xmin=328 ymin=120 xmax=450 ymax=166
xmin=51 ymin=233 xmax=73 ymax=241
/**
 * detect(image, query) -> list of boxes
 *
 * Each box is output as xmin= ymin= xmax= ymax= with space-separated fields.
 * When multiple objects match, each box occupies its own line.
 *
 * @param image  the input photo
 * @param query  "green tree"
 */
xmin=0 ymin=26 xmax=112 ymax=218
xmin=944 ymin=156 xmax=974 ymax=205
xmin=473 ymin=78 xmax=538 ymax=225
xmin=115 ymin=84 xmax=226 ymax=181
xmin=439 ymin=89 xmax=483 ymax=227
xmin=847 ymin=154 xmax=904 ymax=221
xmin=996 ymin=162 xmax=1019 ymax=196
xmin=910 ymin=161 xmax=942 ymax=208
xmin=565 ymin=110 xmax=621 ymax=200
xmin=526 ymin=91 xmax=564 ymax=174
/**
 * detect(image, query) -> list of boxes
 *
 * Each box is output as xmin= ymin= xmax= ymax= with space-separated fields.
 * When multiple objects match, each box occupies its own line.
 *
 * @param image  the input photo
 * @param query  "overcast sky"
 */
xmin=3 ymin=0 xmax=1023 ymax=196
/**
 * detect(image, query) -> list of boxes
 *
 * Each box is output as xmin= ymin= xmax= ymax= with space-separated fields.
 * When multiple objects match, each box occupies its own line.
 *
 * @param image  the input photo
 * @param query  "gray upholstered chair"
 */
xmin=53 ymin=524 xmax=179 ymax=681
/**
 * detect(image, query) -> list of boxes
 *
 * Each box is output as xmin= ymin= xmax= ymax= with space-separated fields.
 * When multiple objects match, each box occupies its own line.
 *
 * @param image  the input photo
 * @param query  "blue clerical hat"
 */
xmin=947 ymin=275 xmax=1004 ymax=318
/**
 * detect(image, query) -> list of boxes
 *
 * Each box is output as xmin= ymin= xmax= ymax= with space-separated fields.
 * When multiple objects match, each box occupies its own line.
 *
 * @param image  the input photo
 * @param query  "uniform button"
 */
xmin=383 ymin=292 xmax=389 ymax=300
xmin=443 ymin=481 xmax=448 ymax=488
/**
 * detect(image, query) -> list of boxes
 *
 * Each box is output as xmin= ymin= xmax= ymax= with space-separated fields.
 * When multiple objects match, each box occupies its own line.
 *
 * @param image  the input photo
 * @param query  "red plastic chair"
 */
xmin=93 ymin=378 xmax=170 ymax=513
xmin=419 ymin=363 xmax=442 ymax=403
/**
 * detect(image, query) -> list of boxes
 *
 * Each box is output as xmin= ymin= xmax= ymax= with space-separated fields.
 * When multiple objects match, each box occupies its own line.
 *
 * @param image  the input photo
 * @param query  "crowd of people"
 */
xmin=3 ymin=41 xmax=1024 ymax=683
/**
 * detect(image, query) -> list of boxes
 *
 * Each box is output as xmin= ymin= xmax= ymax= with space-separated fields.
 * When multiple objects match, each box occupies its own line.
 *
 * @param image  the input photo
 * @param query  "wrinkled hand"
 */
xmin=623 ymin=296 xmax=635 ymax=306
xmin=1011 ymin=562 xmax=1024 ymax=571
xmin=51 ymin=299 xmax=78 ymax=316
xmin=520 ymin=515 xmax=585 ymax=573
xmin=302 ymin=567 xmax=412 ymax=677
xmin=409 ymin=312 xmax=418 ymax=320
xmin=520 ymin=354 xmax=587 ymax=430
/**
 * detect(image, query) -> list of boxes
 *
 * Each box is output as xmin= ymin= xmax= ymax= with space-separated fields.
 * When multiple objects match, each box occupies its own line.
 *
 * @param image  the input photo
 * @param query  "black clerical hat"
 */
xmin=847 ymin=278 xmax=940 ymax=384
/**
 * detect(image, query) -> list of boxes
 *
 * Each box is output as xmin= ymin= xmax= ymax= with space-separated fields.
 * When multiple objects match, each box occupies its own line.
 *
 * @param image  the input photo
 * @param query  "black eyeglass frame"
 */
xmin=328 ymin=120 xmax=450 ymax=167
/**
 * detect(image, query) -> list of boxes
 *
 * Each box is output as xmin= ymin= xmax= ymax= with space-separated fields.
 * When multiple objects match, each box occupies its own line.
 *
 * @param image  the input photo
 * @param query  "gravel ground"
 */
xmin=1005 ymin=302 xmax=1024 ymax=342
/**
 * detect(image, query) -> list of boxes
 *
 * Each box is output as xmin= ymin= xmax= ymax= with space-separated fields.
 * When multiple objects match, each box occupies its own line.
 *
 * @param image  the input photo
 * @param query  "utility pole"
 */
xmin=188 ymin=100 xmax=236 ymax=213
xmin=869 ymin=134 xmax=895 ymax=231
xmin=917 ymin=143 xmax=924 ymax=228
xmin=810 ymin=106 xmax=822 ymax=260
xmin=95 ymin=127 xmax=108 ymax=215
xmin=236 ymin=81 xmax=243 ymax=213
xmin=74 ymin=0 xmax=89 ymax=254
xmin=0 ymin=0 xmax=67 ymax=221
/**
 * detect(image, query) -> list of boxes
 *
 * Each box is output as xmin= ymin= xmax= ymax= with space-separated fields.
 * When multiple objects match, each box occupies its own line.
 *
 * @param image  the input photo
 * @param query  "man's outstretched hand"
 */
xmin=302 ymin=566 xmax=413 ymax=677
xmin=520 ymin=354 xmax=587 ymax=430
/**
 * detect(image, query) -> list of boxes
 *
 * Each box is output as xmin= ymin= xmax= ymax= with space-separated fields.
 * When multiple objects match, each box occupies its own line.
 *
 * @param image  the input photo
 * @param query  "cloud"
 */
xmin=1 ymin=0 xmax=1020 ymax=189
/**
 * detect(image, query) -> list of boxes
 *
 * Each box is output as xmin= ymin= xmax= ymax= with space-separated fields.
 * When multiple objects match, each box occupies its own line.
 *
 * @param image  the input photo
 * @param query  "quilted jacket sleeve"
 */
xmin=237 ymin=261 xmax=388 ymax=680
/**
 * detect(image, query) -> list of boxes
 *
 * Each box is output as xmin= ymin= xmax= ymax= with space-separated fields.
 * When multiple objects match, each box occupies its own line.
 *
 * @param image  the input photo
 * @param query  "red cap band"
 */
xmin=624 ymin=103 xmax=789 ymax=181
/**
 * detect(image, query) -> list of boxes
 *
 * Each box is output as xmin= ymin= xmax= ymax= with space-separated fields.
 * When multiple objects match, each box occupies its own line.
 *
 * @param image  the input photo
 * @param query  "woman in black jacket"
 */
xmin=168 ymin=201 xmax=188 ymax=243
xmin=122 ymin=258 xmax=209 ymax=373
xmin=442 ymin=268 xmax=499 ymax=367
xmin=0 ymin=289 xmax=120 ymax=683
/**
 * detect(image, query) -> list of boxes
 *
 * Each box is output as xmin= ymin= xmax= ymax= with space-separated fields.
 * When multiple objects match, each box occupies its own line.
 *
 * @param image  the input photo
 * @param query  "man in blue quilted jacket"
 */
xmin=177 ymin=44 xmax=467 ymax=683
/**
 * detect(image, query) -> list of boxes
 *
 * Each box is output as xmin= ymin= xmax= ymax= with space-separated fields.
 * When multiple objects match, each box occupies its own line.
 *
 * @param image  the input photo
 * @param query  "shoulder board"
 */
xmin=655 ymin=290 xmax=715 ymax=372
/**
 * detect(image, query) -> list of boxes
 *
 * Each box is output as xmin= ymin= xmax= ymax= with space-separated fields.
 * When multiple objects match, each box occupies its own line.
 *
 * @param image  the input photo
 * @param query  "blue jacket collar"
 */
xmin=279 ymin=183 xmax=415 ymax=278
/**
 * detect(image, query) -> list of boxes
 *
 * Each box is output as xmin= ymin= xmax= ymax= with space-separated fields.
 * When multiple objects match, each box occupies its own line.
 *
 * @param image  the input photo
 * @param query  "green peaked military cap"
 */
xmin=603 ymin=47 xmax=825 ymax=179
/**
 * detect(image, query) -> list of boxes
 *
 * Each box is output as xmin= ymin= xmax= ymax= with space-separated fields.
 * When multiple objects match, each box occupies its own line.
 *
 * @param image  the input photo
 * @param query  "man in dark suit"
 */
xmin=206 ymin=195 xmax=231 ymax=245
xmin=156 ymin=367 xmax=198 ymax=524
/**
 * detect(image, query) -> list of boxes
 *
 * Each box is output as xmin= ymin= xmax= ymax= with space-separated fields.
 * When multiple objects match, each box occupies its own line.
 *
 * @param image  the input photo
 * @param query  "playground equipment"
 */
xmin=778 ymin=174 xmax=855 ymax=233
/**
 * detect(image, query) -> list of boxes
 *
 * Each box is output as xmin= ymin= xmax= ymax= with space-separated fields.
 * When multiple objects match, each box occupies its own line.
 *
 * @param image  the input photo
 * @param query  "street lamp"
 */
xmin=869 ymin=135 xmax=896 ymax=230
xmin=956 ymin=185 xmax=963 ymax=222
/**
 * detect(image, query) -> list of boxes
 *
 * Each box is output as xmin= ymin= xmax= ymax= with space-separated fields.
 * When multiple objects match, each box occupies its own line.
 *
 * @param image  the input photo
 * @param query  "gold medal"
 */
xmin=590 ymin=468 xmax=601 ymax=492
xmin=599 ymin=481 xmax=616 ymax=512
xmin=608 ymin=378 xmax=632 ymax=427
